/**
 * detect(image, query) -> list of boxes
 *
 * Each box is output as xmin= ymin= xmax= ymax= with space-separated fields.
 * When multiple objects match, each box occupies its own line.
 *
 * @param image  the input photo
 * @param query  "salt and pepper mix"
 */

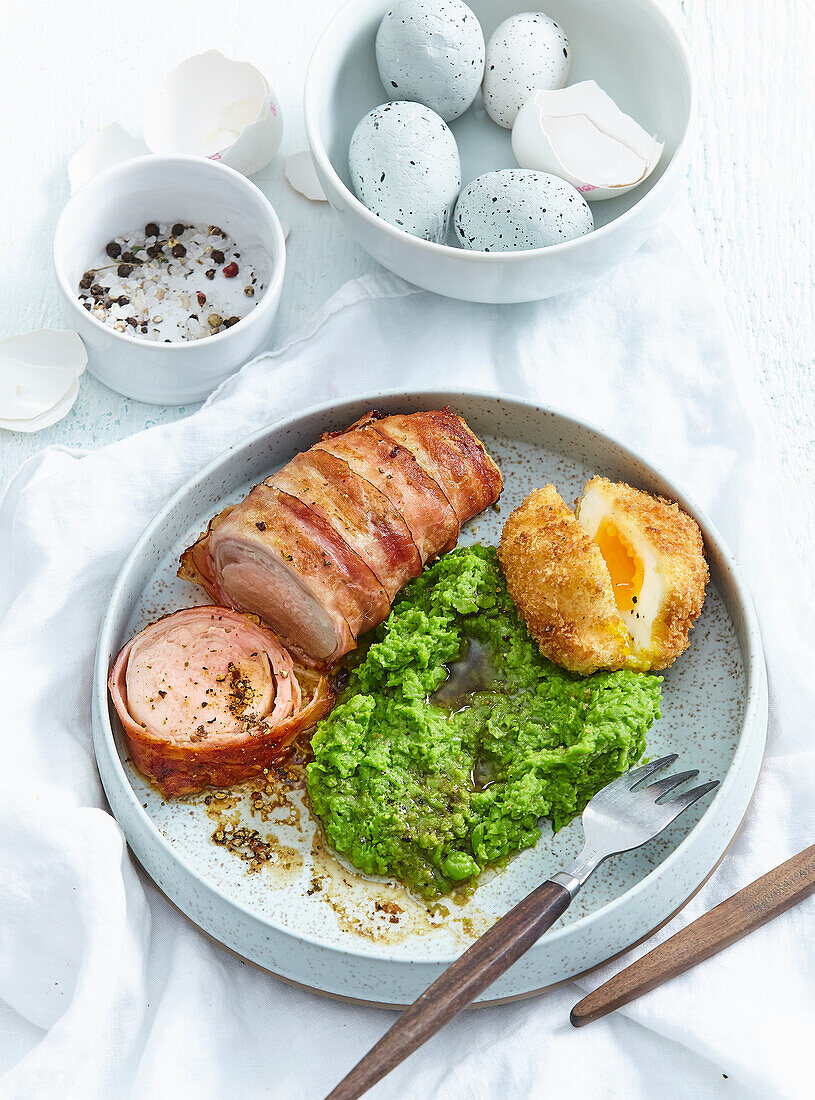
xmin=77 ymin=223 xmax=265 ymax=341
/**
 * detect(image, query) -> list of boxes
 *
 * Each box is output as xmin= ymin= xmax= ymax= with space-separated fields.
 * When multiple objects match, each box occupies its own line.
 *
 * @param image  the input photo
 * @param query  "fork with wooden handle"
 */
xmin=326 ymin=755 xmax=717 ymax=1100
xmin=570 ymin=842 xmax=815 ymax=1026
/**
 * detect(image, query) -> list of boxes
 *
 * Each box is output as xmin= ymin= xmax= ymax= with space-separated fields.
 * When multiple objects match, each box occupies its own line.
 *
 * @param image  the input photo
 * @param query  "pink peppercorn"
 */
xmin=223 ymin=262 xmax=239 ymax=278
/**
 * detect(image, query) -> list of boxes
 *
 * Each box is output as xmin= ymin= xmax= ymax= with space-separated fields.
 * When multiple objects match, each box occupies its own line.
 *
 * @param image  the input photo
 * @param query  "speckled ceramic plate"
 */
xmin=92 ymin=391 xmax=767 ymax=1006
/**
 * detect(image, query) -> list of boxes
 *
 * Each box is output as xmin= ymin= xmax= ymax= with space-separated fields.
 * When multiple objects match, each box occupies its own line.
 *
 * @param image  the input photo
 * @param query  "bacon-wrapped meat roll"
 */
xmin=179 ymin=409 xmax=502 ymax=666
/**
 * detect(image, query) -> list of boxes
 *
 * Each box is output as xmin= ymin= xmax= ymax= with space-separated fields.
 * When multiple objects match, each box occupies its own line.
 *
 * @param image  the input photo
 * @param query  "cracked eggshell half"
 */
xmin=68 ymin=124 xmax=150 ymax=194
xmin=512 ymin=81 xmax=664 ymax=200
xmin=0 ymin=330 xmax=87 ymax=433
xmin=375 ymin=0 xmax=485 ymax=123
xmin=143 ymin=51 xmax=283 ymax=177
xmin=349 ymin=102 xmax=461 ymax=243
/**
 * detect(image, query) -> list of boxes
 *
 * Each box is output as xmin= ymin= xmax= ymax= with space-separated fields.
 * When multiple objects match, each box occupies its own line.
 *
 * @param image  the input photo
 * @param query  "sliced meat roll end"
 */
xmin=181 ymin=484 xmax=389 ymax=666
xmin=108 ymin=606 xmax=333 ymax=798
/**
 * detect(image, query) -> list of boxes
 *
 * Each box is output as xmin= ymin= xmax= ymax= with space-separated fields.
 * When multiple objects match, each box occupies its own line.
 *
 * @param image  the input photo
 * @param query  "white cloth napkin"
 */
xmin=1 ymin=212 xmax=812 ymax=1100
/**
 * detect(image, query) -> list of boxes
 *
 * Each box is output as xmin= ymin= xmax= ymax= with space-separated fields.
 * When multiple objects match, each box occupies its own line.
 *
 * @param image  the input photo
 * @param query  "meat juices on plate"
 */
xmin=179 ymin=409 xmax=503 ymax=666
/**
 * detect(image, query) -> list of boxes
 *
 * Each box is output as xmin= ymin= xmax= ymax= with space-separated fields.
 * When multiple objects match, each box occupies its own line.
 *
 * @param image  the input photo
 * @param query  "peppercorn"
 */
xmin=117 ymin=263 xmax=133 ymax=277
xmin=211 ymin=249 xmax=225 ymax=264
xmin=197 ymin=291 xmax=206 ymax=307
xmin=79 ymin=273 xmax=93 ymax=290
xmin=172 ymin=223 xmax=185 ymax=237
xmin=209 ymin=225 xmax=226 ymax=237
xmin=90 ymin=283 xmax=104 ymax=298
xmin=126 ymin=317 xmax=137 ymax=327
xmin=116 ymin=295 xmax=130 ymax=306
xmin=121 ymin=250 xmax=139 ymax=264
xmin=244 ymin=286 xmax=254 ymax=297
xmin=223 ymin=261 xmax=239 ymax=278
xmin=224 ymin=315 xmax=240 ymax=328
xmin=105 ymin=241 xmax=121 ymax=259
xmin=171 ymin=243 xmax=186 ymax=258
xmin=145 ymin=222 xmax=160 ymax=237
xmin=208 ymin=313 xmax=222 ymax=328
xmin=205 ymin=268 xmax=216 ymax=280
xmin=146 ymin=243 xmax=161 ymax=258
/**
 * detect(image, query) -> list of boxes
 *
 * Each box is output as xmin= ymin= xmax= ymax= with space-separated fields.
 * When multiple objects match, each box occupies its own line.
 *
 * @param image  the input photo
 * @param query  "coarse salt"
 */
xmin=77 ymin=222 xmax=267 ymax=342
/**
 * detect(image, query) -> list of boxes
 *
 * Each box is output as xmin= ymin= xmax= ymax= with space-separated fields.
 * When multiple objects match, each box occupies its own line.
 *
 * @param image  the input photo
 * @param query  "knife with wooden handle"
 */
xmin=571 ymin=844 xmax=815 ymax=1027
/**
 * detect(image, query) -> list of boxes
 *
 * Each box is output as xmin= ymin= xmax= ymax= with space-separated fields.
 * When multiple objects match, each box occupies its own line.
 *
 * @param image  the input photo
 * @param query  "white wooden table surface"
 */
xmin=1 ymin=0 xmax=812 ymax=554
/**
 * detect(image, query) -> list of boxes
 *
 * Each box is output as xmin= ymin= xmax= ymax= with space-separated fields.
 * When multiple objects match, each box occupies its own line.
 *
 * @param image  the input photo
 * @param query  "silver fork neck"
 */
xmin=551 ymin=847 xmax=605 ymax=898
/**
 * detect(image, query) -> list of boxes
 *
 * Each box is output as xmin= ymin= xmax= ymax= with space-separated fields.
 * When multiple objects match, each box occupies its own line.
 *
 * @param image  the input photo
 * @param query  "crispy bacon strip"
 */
xmin=314 ymin=423 xmax=459 ymax=563
xmin=374 ymin=409 xmax=503 ymax=524
xmin=270 ymin=448 xmax=422 ymax=599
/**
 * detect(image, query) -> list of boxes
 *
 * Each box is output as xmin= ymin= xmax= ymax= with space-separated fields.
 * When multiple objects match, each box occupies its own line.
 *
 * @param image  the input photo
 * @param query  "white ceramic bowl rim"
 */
xmin=304 ymin=0 xmax=696 ymax=263
xmin=53 ymin=154 xmax=287 ymax=353
xmin=95 ymin=387 xmax=765 ymax=966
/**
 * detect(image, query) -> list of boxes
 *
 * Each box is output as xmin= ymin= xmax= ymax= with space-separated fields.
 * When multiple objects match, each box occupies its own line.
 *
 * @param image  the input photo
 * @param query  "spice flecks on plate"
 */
xmin=78 ymin=222 xmax=266 ymax=342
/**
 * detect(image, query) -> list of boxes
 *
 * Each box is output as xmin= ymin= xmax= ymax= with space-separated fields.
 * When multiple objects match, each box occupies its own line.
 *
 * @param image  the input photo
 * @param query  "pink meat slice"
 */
xmin=107 ymin=605 xmax=336 ymax=798
xmin=109 ymin=606 xmax=299 ymax=748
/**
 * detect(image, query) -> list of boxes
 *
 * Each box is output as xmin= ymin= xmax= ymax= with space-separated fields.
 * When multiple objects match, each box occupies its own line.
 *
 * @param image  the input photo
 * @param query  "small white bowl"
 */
xmin=54 ymin=155 xmax=286 ymax=404
xmin=305 ymin=0 xmax=694 ymax=303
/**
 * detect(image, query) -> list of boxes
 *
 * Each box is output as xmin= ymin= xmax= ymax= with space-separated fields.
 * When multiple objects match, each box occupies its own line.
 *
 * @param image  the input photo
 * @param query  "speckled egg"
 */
xmin=349 ymin=101 xmax=461 ymax=242
xmin=454 ymin=169 xmax=593 ymax=251
xmin=375 ymin=0 xmax=485 ymax=123
xmin=482 ymin=12 xmax=570 ymax=128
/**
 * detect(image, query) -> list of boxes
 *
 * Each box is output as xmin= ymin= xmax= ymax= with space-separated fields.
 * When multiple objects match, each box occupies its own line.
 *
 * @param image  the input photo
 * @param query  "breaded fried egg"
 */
xmin=576 ymin=477 xmax=708 ymax=669
xmin=499 ymin=478 xmax=708 ymax=674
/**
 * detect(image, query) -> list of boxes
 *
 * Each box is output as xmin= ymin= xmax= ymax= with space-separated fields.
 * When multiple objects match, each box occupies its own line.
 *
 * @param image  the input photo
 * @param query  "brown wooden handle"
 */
xmin=571 ymin=843 xmax=815 ymax=1027
xmin=326 ymin=879 xmax=572 ymax=1100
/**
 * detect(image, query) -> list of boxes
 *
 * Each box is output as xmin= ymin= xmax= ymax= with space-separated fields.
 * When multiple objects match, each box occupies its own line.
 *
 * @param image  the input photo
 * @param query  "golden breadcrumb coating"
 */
xmin=499 ymin=479 xmax=709 ymax=675
xmin=498 ymin=485 xmax=630 ymax=674
xmin=576 ymin=477 xmax=709 ymax=671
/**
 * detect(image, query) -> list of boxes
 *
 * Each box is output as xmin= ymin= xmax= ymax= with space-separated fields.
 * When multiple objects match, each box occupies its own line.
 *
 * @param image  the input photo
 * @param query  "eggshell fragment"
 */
xmin=284 ymin=152 xmax=327 ymax=202
xmin=482 ymin=12 xmax=570 ymax=128
xmin=143 ymin=51 xmax=283 ymax=177
xmin=0 ymin=330 xmax=87 ymax=433
xmin=68 ymin=124 xmax=150 ymax=193
xmin=376 ymin=0 xmax=485 ymax=122
xmin=512 ymin=82 xmax=664 ymax=200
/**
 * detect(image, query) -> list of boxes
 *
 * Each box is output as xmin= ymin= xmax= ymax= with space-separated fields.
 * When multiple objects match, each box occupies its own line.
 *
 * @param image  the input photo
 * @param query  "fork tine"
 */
xmin=644 ymin=769 xmax=700 ymax=802
xmin=665 ymin=780 xmax=720 ymax=813
xmin=625 ymin=754 xmax=679 ymax=789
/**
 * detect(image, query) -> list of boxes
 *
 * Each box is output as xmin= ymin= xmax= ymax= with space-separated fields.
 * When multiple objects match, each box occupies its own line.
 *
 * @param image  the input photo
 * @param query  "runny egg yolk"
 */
xmin=593 ymin=518 xmax=644 ymax=613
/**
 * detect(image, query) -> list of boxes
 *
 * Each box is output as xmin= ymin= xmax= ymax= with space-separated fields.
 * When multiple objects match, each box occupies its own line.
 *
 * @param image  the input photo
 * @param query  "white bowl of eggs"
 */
xmin=305 ymin=0 xmax=694 ymax=303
